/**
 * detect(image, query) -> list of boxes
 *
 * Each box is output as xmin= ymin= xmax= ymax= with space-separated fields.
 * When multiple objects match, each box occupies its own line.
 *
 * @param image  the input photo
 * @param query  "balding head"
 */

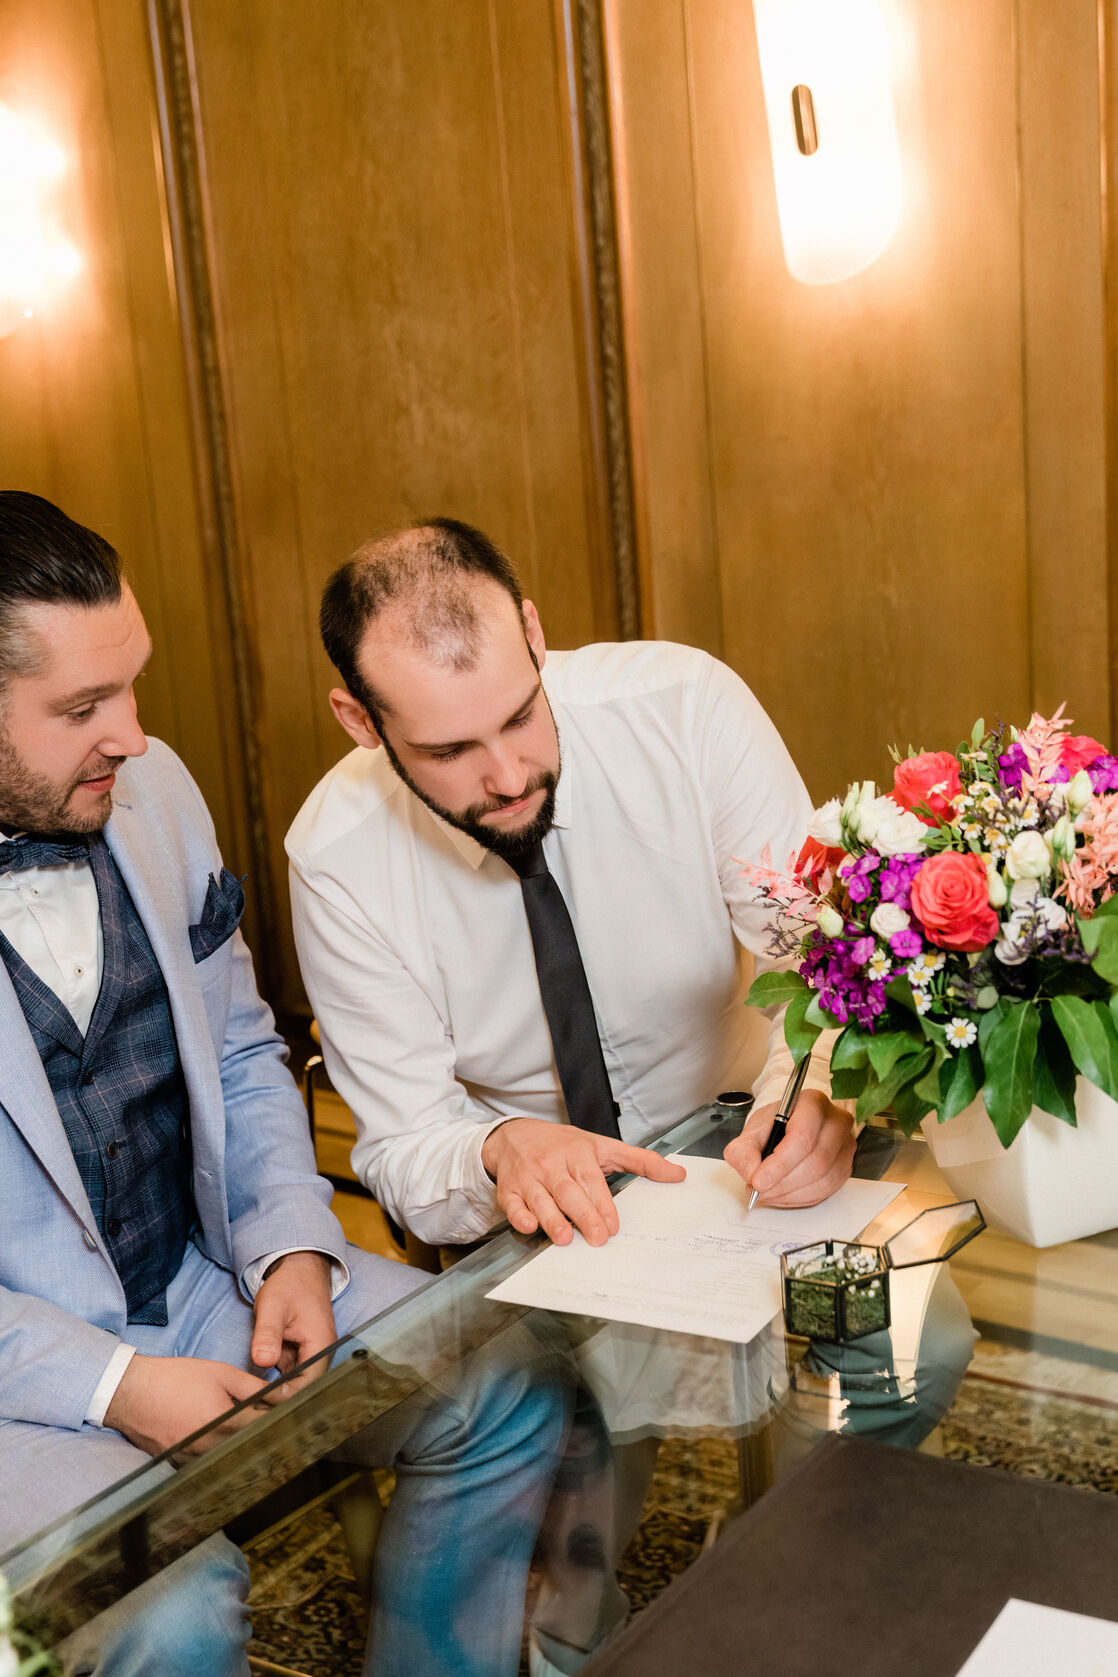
xmin=320 ymin=518 xmax=525 ymax=718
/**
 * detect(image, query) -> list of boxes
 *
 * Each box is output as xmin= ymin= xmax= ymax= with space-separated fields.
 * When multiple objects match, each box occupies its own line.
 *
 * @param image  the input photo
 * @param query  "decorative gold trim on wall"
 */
xmin=558 ymin=0 xmax=642 ymax=639
xmin=147 ymin=0 xmax=279 ymax=993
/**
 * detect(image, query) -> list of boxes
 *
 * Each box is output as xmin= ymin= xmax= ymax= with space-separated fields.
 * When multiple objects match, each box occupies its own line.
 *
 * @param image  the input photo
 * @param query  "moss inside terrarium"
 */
xmin=841 ymin=1276 xmax=888 ymax=1337
xmin=785 ymin=1242 xmax=887 ymax=1341
xmin=786 ymin=1277 xmax=838 ymax=1338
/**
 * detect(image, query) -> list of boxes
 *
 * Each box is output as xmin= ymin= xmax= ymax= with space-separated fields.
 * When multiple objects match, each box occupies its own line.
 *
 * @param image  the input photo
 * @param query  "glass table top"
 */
xmin=6 ymin=1102 xmax=1118 ymax=1665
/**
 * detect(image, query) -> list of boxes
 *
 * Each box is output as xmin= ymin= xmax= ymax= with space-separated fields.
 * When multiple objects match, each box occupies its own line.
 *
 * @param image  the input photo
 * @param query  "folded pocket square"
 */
xmin=189 ymin=868 xmax=246 ymax=962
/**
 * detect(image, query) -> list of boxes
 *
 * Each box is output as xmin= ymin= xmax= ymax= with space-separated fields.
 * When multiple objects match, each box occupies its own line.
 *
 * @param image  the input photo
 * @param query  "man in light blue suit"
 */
xmin=0 ymin=493 xmax=567 ymax=1677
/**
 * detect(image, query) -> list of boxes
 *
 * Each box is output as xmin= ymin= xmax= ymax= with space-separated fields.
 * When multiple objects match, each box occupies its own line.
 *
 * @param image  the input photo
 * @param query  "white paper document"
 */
xmin=487 ymin=1155 xmax=903 ymax=1344
xmin=956 ymin=1599 xmax=1118 ymax=1676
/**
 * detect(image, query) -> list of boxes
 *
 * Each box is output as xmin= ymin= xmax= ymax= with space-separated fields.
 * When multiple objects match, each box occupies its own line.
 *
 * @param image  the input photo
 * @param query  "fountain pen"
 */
xmin=745 ymin=1052 xmax=812 ymax=1214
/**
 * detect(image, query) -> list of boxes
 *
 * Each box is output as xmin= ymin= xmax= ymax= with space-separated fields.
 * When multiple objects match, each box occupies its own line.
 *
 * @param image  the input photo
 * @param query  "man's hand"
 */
xmin=481 ymin=1118 xmax=686 ymax=1247
xmin=104 ymin=1354 xmax=271 ymax=1458
xmin=250 ymin=1250 xmax=338 ymax=1390
xmin=723 ymin=1090 xmax=855 ymax=1207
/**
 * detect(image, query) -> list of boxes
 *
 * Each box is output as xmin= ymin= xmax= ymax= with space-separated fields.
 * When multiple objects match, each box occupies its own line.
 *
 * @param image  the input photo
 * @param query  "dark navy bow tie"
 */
xmin=0 ymin=835 xmax=90 ymax=875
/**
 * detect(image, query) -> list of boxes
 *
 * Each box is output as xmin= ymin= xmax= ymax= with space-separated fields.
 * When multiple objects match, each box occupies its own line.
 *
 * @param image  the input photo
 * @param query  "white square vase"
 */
xmin=920 ymin=1076 xmax=1118 ymax=1248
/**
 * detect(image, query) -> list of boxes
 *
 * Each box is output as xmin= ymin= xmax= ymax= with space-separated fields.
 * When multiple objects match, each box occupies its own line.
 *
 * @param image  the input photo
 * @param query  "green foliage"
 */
xmin=1050 ymin=995 xmax=1118 ymax=1101
xmin=980 ymin=999 xmax=1040 ymax=1146
xmin=782 ymin=986 xmax=824 ymax=1065
xmin=745 ymin=971 xmax=809 ymax=1009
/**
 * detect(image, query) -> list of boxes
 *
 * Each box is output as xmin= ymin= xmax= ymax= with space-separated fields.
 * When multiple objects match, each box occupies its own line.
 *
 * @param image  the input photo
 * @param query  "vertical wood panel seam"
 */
xmin=1099 ymin=0 xmax=1118 ymax=747
xmin=680 ymin=0 xmax=724 ymax=658
xmin=571 ymin=0 xmax=642 ymax=639
xmin=147 ymin=0 xmax=279 ymax=989
xmin=1011 ymin=0 xmax=1037 ymax=713
xmin=487 ymin=1 xmax=540 ymax=589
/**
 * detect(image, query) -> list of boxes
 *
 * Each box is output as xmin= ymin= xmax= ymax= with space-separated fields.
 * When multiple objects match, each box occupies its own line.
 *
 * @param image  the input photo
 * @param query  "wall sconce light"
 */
xmin=753 ymin=0 xmax=902 ymax=285
xmin=0 ymin=103 xmax=82 ymax=338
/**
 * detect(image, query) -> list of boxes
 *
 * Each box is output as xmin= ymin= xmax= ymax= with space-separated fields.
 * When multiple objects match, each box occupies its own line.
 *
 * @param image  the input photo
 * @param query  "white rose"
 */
xmin=807 ymin=798 xmax=843 ymax=848
xmin=1005 ymin=830 xmax=1051 ymax=881
xmin=816 ymin=903 xmax=844 ymax=938
xmin=1008 ymin=876 xmax=1039 ymax=909
xmin=994 ymin=911 xmax=1031 ymax=966
xmin=1035 ymin=896 xmax=1068 ymax=932
xmin=870 ymin=902 xmax=911 ymax=939
xmin=987 ymin=865 xmax=1008 ymax=908
xmin=870 ymin=801 xmax=930 ymax=857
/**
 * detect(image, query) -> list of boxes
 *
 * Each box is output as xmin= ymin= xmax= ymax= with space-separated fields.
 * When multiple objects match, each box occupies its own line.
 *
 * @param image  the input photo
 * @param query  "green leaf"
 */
xmin=1051 ymin=994 xmax=1118 ymax=1101
xmin=830 ymin=1065 xmax=870 ymax=1101
xmin=831 ymin=1028 xmax=872 ymax=1071
xmin=804 ymin=994 xmax=830 ymax=1029
xmin=885 ymin=977 xmax=918 ymax=1015
xmin=867 ymin=1028 xmax=921 ymax=1080
xmin=971 ymin=717 xmax=985 ymax=749
xmin=1086 ymin=919 xmax=1118 ymax=986
xmin=783 ymin=986 xmax=825 ymax=1065
xmin=746 ymin=971 xmax=809 ymax=1009
xmin=939 ymin=1043 xmax=983 ymax=1121
xmin=1032 ymin=1013 xmax=1078 ymax=1126
xmin=891 ymin=1080 xmax=936 ymax=1133
xmin=979 ymin=999 xmax=1039 ymax=1147
xmin=912 ymin=1043 xmax=947 ymax=1106
xmin=855 ymin=1047 xmax=933 ymax=1124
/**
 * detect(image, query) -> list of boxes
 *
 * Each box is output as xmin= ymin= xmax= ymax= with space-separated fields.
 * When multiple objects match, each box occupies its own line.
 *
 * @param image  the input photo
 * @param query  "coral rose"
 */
xmin=1059 ymin=734 xmax=1106 ymax=776
xmin=891 ymin=751 xmax=963 ymax=824
xmin=910 ymin=852 xmax=1000 ymax=952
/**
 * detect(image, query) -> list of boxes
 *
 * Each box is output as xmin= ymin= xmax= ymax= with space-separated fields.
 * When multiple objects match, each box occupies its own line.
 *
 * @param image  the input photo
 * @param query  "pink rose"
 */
xmin=910 ymin=852 xmax=1000 ymax=952
xmin=891 ymin=751 xmax=963 ymax=825
xmin=1059 ymin=734 xmax=1106 ymax=776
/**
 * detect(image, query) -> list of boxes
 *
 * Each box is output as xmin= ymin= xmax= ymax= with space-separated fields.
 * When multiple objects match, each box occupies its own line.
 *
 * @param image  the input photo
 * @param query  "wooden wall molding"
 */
xmin=558 ymin=0 xmax=642 ymax=639
xmin=146 ymin=0 xmax=279 ymax=991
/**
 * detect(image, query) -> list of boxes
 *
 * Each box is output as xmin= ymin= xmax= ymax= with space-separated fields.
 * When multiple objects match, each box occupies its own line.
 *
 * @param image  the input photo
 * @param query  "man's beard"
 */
xmin=0 ymin=737 xmax=123 ymax=836
xmin=380 ymin=733 xmax=558 ymax=862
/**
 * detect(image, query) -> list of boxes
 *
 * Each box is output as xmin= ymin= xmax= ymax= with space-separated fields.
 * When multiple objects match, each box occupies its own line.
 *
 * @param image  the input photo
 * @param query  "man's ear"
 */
xmin=329 ymin=688 xmax=383 ymax=750
xmin=522 ymin=600 xmax=546 ymax=670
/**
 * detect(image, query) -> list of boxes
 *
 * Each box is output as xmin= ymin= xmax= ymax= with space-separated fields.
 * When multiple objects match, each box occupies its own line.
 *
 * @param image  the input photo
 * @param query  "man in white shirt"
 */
xmin=287 ymin=518 xmax=854 ymax=1250
xmin=0 ymin=494 xmax=568 ymax=1677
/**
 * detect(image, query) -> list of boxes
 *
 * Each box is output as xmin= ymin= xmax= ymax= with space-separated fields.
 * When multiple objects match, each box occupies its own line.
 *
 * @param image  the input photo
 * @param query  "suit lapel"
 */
xmin=0 ymin=959 xmax=95 ymax=1221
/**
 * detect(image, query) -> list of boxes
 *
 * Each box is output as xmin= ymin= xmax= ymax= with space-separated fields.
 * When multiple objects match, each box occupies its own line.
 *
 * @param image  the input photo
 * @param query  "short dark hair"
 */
xmin=0 ymin=492 xmax=123 ymax=683
xmin=320 ymin=517 xmax=524 ymax=714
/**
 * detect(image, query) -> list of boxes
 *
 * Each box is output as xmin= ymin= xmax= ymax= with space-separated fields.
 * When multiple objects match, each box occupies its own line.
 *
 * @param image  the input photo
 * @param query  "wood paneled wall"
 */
xmin=2 ymin=0 xmax=1117 ymax=1017
xmin=160 ymin=0 xmax=622 ymax=1013
xmin=0 ymin=0 xmax=253 ymax=935
xmin=606 ymin=0 xmax=1113 ymax=803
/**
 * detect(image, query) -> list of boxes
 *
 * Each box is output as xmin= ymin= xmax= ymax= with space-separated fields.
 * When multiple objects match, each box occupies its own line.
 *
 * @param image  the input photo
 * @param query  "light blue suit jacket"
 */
xmin=0 ymin=740 xmax=347 ymax=1431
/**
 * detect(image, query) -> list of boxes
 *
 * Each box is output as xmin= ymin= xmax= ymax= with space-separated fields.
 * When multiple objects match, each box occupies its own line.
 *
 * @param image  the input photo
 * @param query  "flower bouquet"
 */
xmin=746 ymin=709 xmax=1118 ymax=1148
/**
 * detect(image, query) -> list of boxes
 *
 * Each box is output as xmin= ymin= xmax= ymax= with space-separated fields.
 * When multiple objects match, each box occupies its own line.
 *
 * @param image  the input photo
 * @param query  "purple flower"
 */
xmin=1089 ymin=755 xmax=1118 ymax=795
xmin=890 ymin=928 xmax=923 ymax=959
xmin=849 ymin=936 xmax=875 ymax=965
xmin=998 ymin=742 xmax=1027 ymax=792
xmin=846 ymin=873 xmax=873 ymax=903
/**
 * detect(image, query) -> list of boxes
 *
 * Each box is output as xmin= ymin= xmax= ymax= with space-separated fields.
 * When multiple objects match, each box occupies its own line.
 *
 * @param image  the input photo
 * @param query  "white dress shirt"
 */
xmin=0 ymin=850 xmax=344 ymax=1427
xmin=288 ymin=641 xmax=836 ymax=1246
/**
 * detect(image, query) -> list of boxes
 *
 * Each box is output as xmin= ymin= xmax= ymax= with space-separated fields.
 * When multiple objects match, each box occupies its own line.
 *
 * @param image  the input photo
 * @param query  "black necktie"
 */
xmin=509 ymin=839 xmax=621 ymax=1139
xmin=0 ymin=835 xmax=89 ymax=875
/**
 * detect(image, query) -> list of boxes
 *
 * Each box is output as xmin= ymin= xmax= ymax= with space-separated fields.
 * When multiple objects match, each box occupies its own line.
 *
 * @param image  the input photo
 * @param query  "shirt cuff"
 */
xmin=241 ymin=1247 xmax=350 ymax=1301
xmin=86 ymin=1342 xmax=137 ymax=1428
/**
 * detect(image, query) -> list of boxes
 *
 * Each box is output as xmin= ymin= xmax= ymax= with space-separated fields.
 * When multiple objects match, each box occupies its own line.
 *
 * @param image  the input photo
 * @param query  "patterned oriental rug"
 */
xmin=242 ymin=1368 xmax=1118 ymax=1676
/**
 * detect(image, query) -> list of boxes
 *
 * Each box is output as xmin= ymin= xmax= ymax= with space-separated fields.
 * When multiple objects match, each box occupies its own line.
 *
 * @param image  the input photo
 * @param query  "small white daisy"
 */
xmin=913 ymin=989 xmax=932 ymax=1014
xmin=945 ymin=1017 xmax=978 ymax=1049
xmin=867 ymin=950 xmax=892 ymax=981
xmin=985 ymin=827 xmax=1008 ymax=855
xmin=979 ymin=793 xmax=1002 ymax=820
xmin=907 ymin=951 xmax=945 ymax=985
xmin=961 ymin=821 xmax=983 ymax=843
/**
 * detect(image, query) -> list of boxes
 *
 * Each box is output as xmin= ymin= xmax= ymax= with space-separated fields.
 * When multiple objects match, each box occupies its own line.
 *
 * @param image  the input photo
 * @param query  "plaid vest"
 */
xmin=0 ymin=836 xmax=194 ymax=1324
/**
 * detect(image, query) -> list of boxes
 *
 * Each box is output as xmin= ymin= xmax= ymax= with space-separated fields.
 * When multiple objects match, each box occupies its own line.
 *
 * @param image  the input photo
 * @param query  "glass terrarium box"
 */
xmin=780 ymin=1201 xmax=985 ymax=1344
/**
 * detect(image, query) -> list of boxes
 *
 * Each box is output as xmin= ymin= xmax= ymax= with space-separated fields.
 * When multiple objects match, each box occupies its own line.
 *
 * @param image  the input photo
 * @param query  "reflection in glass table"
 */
xmin=5 ymin=1101 xmax=1114 ymax=1674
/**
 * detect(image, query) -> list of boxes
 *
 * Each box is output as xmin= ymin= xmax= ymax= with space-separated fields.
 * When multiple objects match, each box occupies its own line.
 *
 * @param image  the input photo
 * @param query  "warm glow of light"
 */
xmin=753 ymin=0 xmax=902 ymax=285
xmin=0 ymin=104 xmax=81 ymax=338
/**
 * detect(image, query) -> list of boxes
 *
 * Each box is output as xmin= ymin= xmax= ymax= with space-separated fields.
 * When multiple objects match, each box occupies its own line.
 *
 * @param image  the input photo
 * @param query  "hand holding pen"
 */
xmin=745 ymin=1054 xmax=812 ymax=1214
